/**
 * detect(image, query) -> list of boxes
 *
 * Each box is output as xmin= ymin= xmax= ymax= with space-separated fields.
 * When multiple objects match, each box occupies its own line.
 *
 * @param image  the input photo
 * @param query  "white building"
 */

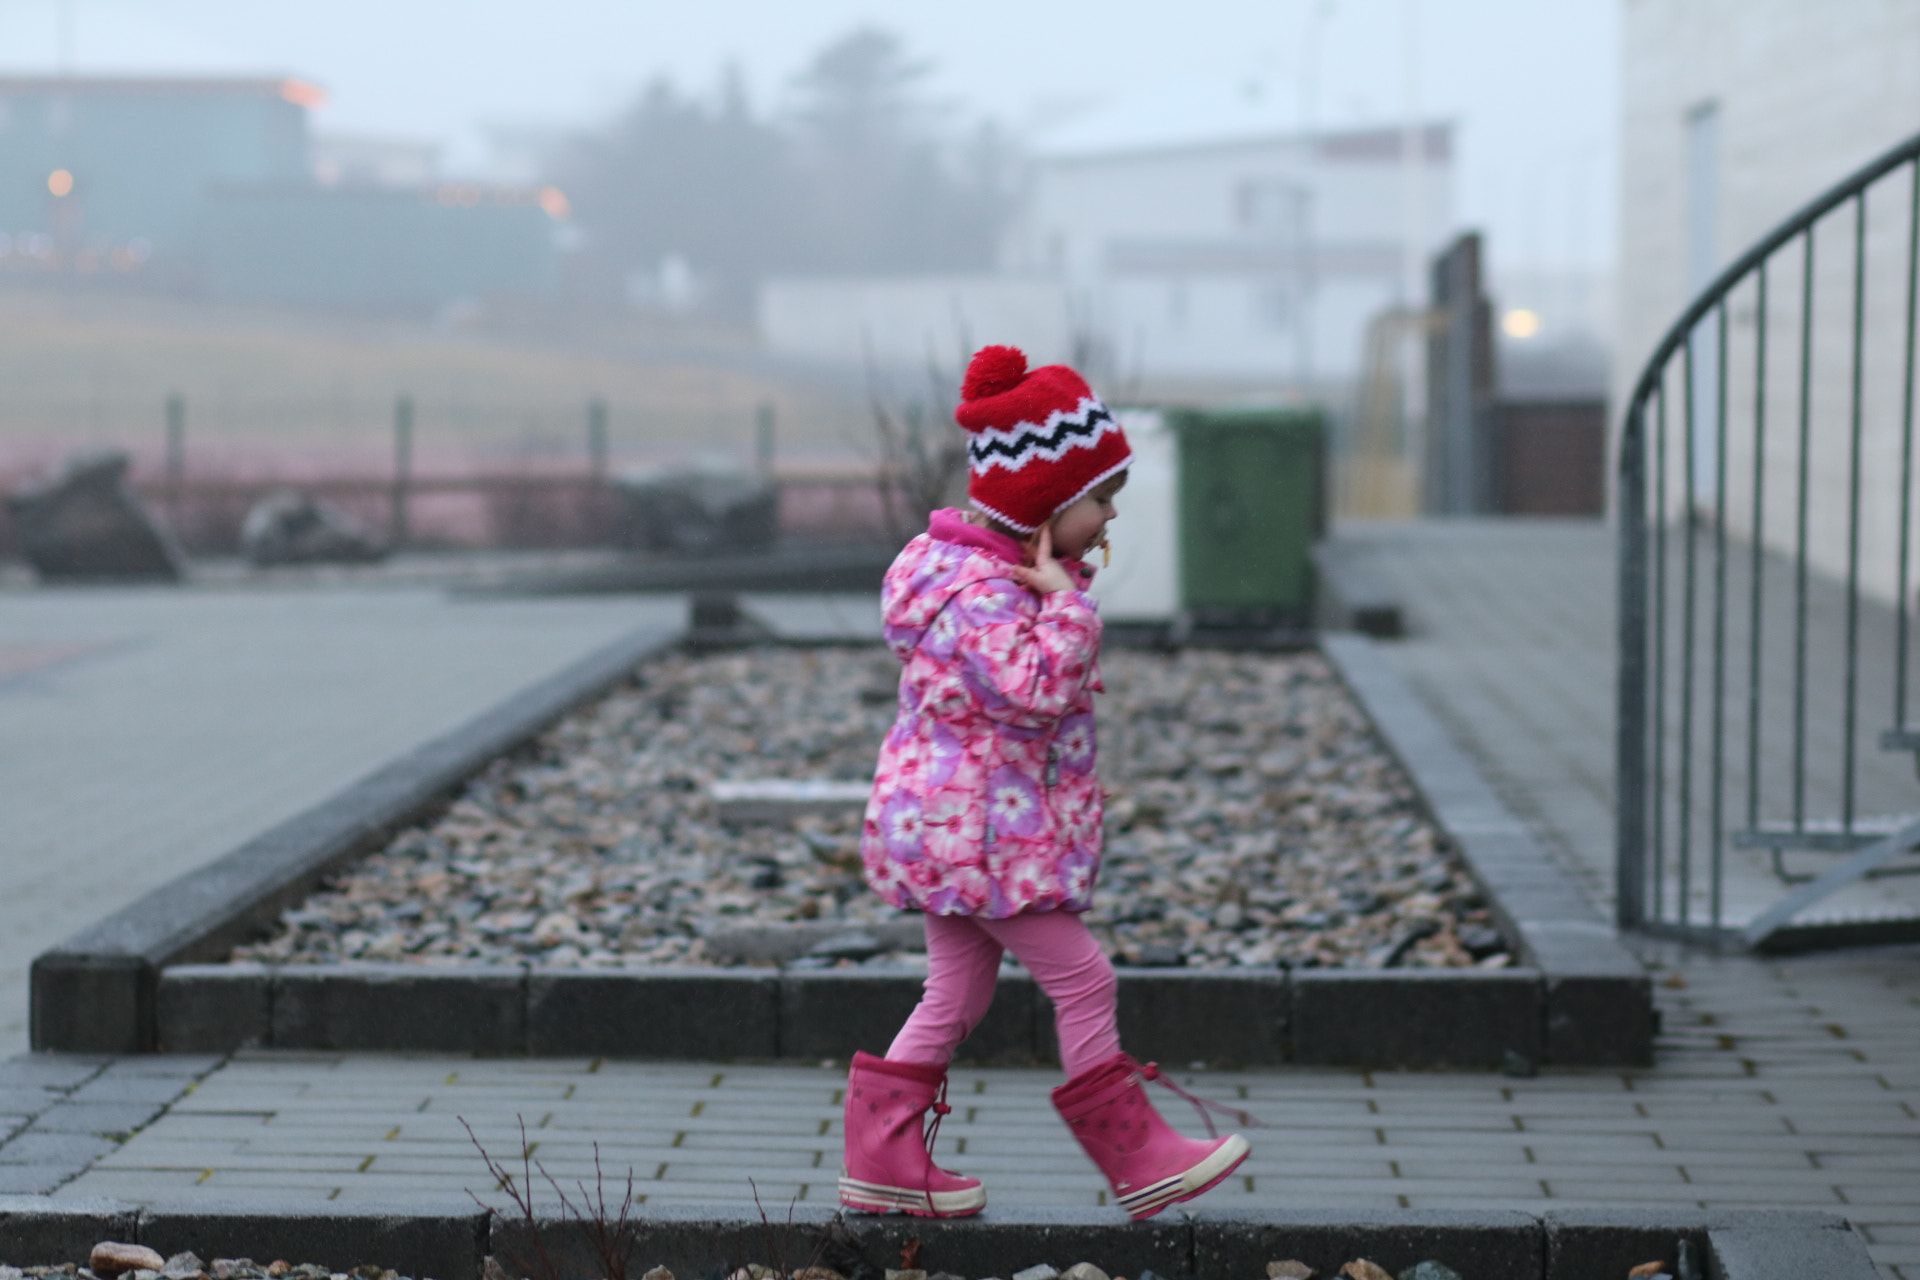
xmin=1616 ymin=0 xmax=1920 ymax=596
xmin=758 ymin=110 xmax=1455 ymax=402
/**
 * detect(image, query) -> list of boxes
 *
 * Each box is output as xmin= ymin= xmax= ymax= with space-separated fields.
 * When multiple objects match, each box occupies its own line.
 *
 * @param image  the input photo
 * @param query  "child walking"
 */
xmin=839 ymin=345 xmax=1250 ymax=1221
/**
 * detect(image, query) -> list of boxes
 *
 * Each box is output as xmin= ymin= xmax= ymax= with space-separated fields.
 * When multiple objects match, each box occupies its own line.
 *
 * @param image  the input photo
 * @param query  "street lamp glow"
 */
xmin=47 ymin=169 xmax=74 ymax=197
xmin=1502 ymin=308 xmax=1541 ymax=340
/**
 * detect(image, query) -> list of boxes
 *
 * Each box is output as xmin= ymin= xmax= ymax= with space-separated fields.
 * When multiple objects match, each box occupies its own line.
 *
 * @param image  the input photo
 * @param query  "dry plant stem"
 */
xmin=462 ymin=1116 xmax=560 ymax=1280
xmin=464 ymin=1117 xmax=641 ymax=1280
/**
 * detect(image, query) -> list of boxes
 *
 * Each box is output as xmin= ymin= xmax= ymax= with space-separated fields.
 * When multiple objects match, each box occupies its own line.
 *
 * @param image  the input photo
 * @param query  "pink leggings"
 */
xmin=886 ymin=911 xmax=1121 ymax=1079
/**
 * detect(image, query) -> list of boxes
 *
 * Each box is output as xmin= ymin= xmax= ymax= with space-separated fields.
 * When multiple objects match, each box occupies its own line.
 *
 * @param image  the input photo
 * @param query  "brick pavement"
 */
xmin=49 ymin=942 xmax=1920 ymax=1278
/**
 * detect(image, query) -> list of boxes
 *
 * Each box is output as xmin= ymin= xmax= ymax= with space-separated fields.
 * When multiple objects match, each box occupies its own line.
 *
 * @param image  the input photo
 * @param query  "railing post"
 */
xmin=755 ymin=401 xmax=777 ymax=480
xmin=1615 ymin=397 xmax=1650 ymax=930
xmin=587 ymin=397 xmax=609 ymax=479
xmin=391 ymin=394 xmax=414 ymax=550
xmin=163 ymin=393 xmax=185 ymax=518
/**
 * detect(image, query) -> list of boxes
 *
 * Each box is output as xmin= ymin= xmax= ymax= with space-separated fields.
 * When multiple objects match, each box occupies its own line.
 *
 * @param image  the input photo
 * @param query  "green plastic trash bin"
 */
xmin=1169 ymin=406 xmax=1327 ymax=627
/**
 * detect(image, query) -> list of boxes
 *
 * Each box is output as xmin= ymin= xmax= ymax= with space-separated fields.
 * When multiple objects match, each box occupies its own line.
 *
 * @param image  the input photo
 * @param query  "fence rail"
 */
xmin=1616 ymin=128 xmax=1920 ymax=949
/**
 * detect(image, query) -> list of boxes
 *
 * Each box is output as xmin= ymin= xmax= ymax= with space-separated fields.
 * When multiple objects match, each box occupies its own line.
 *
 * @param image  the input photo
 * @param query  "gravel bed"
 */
xmin=19 ymin=1250 xmax=415 ymax=1280
xmin=232 ymin=647 xmax=1510 ymax=972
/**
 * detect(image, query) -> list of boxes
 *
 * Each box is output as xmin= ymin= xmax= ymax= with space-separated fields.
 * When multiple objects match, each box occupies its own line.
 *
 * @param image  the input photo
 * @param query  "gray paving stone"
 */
xmin=0 ymin=1130 xmax=117 ymax=1166
xmin=26 ymin=1101 xmax=165 ymax=1135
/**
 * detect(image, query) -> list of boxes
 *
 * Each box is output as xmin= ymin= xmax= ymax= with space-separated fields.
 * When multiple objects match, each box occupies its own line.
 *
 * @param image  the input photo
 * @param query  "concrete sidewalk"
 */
xmin=0 ymin=581 xmax=679 ymax=1058
xmin=48 ymin=947 xmax=1920 ymax=1245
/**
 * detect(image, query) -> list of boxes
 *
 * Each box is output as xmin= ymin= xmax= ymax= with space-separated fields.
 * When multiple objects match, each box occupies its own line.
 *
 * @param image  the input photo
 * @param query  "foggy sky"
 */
xmin=0 ymin=0 xmax=1618 ymax=276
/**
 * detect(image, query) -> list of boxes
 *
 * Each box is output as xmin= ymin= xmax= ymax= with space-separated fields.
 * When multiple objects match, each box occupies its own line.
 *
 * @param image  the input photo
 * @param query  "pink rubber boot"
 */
xmin=1051 ymin=1053 xmax=1250 ymax=1220
xmin=839 ymin=1051 xmax=986 ymax=1217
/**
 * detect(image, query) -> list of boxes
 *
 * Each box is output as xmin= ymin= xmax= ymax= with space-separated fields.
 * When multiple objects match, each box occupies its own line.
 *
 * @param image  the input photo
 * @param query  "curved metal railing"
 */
xmin=1616 ymin=128 xmax=1920 ymax=946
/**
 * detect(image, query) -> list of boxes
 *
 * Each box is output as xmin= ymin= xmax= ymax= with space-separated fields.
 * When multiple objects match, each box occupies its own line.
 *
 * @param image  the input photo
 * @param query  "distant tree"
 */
xmin=547 ymin=28 xmax=1016 ymax=314
xmin=785 ymin=26 xmax=1010 ymax=273
xmin=546 ymin=68 xmax=794 ymax=311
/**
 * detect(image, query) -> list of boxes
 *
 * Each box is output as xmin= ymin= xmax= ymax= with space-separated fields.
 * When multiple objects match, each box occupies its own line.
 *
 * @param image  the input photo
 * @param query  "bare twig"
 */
xmin=462 ymin=1115 xmax=561 ymax=1280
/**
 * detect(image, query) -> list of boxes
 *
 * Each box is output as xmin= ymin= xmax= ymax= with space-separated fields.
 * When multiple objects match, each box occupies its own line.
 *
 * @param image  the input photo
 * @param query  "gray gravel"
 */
xmin=231 ymin=646 xmax=1509 ymax=971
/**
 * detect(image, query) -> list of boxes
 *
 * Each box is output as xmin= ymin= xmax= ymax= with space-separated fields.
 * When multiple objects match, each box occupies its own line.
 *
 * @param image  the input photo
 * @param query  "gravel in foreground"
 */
xmin=232 ymin=647 xmax=1509 ymax=972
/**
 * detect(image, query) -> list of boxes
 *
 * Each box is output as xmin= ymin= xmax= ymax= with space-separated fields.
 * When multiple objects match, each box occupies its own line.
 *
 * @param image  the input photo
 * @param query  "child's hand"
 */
xmin=1010 ymin=525 xmax=1077 ymax=595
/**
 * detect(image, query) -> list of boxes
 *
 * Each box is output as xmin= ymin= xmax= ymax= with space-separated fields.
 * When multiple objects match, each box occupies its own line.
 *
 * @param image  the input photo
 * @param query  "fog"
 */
xmin=3 ymin=0 xmax=1618 ymax=277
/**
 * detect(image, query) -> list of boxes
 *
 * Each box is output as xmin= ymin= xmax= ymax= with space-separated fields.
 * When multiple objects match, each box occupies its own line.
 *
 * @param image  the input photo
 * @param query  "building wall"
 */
xmin=1003 ymin=127 xmax=1453 ymax=387
xmin=759 ymin=125 xmax=1455 ymax=395
xmin=1617 ymin=0 xmax=1920 ymax=599
xmin=0 ymin=79 xmax=309 ymax=261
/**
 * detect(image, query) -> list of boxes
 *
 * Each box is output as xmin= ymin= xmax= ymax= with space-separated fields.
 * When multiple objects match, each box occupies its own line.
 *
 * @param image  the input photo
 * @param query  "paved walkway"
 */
xmin=10 ymin=526 xmax=1920 ymax=1277
xmin=0 ymin=577 xmax=679 ymax=1057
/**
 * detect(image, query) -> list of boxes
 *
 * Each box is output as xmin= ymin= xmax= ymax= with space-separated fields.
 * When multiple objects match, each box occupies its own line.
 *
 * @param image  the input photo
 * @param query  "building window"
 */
xmin=1235 ymin=180 xmax=1311 ymax=241
xmin=1253 ymin=285 xmax=1291 ymax=331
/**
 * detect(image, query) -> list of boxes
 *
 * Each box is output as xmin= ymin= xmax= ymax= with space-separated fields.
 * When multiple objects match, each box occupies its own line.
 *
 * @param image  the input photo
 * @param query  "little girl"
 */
xmin=839 ymin=345 xmax=1249 ymax=1221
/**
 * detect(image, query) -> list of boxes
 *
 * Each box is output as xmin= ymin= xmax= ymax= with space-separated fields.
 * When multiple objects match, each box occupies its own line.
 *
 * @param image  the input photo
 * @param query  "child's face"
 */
xmin=1047 ymin=471 xmax=1127 ymax=560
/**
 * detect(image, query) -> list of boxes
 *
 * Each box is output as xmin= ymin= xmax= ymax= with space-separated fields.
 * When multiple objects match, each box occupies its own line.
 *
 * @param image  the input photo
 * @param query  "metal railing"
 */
xmin=1616 ymin=128 xmax=1920 ymax=949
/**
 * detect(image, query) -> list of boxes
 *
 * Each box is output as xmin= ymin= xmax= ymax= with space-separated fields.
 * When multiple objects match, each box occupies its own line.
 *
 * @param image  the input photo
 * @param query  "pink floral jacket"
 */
xmin=861 ymin=508 xmax=1104 ymax=917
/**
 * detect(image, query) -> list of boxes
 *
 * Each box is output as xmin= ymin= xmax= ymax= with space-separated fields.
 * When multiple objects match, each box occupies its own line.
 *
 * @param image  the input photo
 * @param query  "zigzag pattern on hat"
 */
xmin=967 ymin=397 xmax=1119 ymax=473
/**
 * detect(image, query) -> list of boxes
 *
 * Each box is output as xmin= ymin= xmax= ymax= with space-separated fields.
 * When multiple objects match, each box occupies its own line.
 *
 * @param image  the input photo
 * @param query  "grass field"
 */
xmin=0 ymin=289 xmax=875 ymax=483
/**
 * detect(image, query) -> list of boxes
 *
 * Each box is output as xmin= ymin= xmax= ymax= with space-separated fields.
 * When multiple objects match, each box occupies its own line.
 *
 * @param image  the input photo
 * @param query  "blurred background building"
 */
xmin=0 ymin=75 xmax=566 ymax=307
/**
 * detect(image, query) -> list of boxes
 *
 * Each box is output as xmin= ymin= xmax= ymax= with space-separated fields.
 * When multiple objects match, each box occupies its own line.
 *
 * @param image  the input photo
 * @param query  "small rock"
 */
xmin=1626 ymin=1266 xmax=1670 ymax=1280
xmin=885 ymin=1271 xmax=927 ymax=1280
xmin=162 ymin=1255 xmax=205 ymax=1280
xmin=1268 ymin=1263 xmax=1315 ymax=1280
xmin=1061 ymin=1265 xmax=1109 ymax=1280
xmin=89 ymin=1247 xmax=166 ymax=1279
xmin=1013 ymin=1267 xmax=1060 ymax=1280
xmin=1339 ymin=1264 xmax=1392 ymax=1280
xmin=640 ymin=1268 xmax=675 ymax=1280
xmin=267 ymin=1266 xmax=292 ymax=1280
xmin=8 ymin=450 xmax=186 ymax=582
xmin=241 ymin=489 xmax=387 ymax=567
xmin=1396 ymin=1264 xmax=1462 ymax=1280
xmin=925 ymin=1273 xmax=966 ymax=1280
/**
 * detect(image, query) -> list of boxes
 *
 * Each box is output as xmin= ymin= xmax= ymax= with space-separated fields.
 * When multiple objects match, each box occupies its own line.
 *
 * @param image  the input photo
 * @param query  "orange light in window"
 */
xmin=280 ymin=79 xmax=330 ymax=109
xmin=47 ymin=169 xmax=74 ymax=197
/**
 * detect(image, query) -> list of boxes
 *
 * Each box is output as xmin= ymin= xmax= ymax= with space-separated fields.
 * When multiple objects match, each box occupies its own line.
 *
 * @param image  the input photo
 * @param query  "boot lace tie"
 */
xmin=1136 ymin=1059 xmax=1263 ymax=1139
xmin=917 ymin=1075 xmax=955 ymax=1213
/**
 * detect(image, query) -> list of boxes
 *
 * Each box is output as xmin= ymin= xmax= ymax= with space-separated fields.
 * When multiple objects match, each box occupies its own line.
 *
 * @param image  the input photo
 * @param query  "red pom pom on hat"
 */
xmin=961 ymin=345 xmax=1029 ymax=404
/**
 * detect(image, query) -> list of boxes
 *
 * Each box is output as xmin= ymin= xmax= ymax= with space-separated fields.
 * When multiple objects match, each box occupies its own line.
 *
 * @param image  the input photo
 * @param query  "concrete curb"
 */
xmin=31 ymin=623 xmax=679 ymax=1055
xmin=38 ymin=628 xmax=1650 ymax=1068
xmin=0 ymin=1200 xmax=1874 ymax=1280
xmin=1318 ymin=633 xmax=1655 ymax=1067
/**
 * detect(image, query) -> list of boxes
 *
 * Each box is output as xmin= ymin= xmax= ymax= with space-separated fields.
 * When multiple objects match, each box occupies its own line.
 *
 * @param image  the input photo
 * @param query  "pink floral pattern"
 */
xmin=861 ymin=511 xmax=1105 ymax=917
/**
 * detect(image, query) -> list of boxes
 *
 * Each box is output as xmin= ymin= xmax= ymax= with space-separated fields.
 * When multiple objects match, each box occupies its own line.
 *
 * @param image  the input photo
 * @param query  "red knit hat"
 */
xmin=954 ymin=345 xmax=1133 ymax=534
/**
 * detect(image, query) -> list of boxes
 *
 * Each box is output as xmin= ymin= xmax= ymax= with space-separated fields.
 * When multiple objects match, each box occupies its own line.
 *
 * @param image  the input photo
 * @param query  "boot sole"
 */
xmin=1117 ymin=1134 xmax=1251 ymax=1220
xmin=838 ymin=1175 xmax=986 ymax=1218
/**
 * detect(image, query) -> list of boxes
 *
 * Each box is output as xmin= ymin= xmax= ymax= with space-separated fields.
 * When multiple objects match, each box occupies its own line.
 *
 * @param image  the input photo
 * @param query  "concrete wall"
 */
xmin=1617 ymin=0 xmax=1920 ymax=599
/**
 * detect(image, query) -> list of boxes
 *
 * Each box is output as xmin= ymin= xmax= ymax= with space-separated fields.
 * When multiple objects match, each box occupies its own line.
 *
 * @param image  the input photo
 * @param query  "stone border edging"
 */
xmin=1317 ymin=634 xmax=1653 ymax=1067
xmin=30 ymin=623 xmax=680 ymax=1055
xmin=0 ymin=1200 xmax=1876 ymax=1280
xmin=36 ymin=625 xmax=1650 ymax=1068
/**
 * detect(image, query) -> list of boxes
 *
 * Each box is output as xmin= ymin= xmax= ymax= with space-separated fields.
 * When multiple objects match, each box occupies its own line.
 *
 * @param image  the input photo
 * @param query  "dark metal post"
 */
xmin=164 ymin=393 xmax=185 ymax=516
xmin=1615 ymin=398 xmax=1650 ymax=930
xmin=588 ymin=398 xmax=609 ymax=479
xmin=392 ymin=394 xmax=414 ymax=550
xmin=755 ymin=402 xmax=776 ymax=479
